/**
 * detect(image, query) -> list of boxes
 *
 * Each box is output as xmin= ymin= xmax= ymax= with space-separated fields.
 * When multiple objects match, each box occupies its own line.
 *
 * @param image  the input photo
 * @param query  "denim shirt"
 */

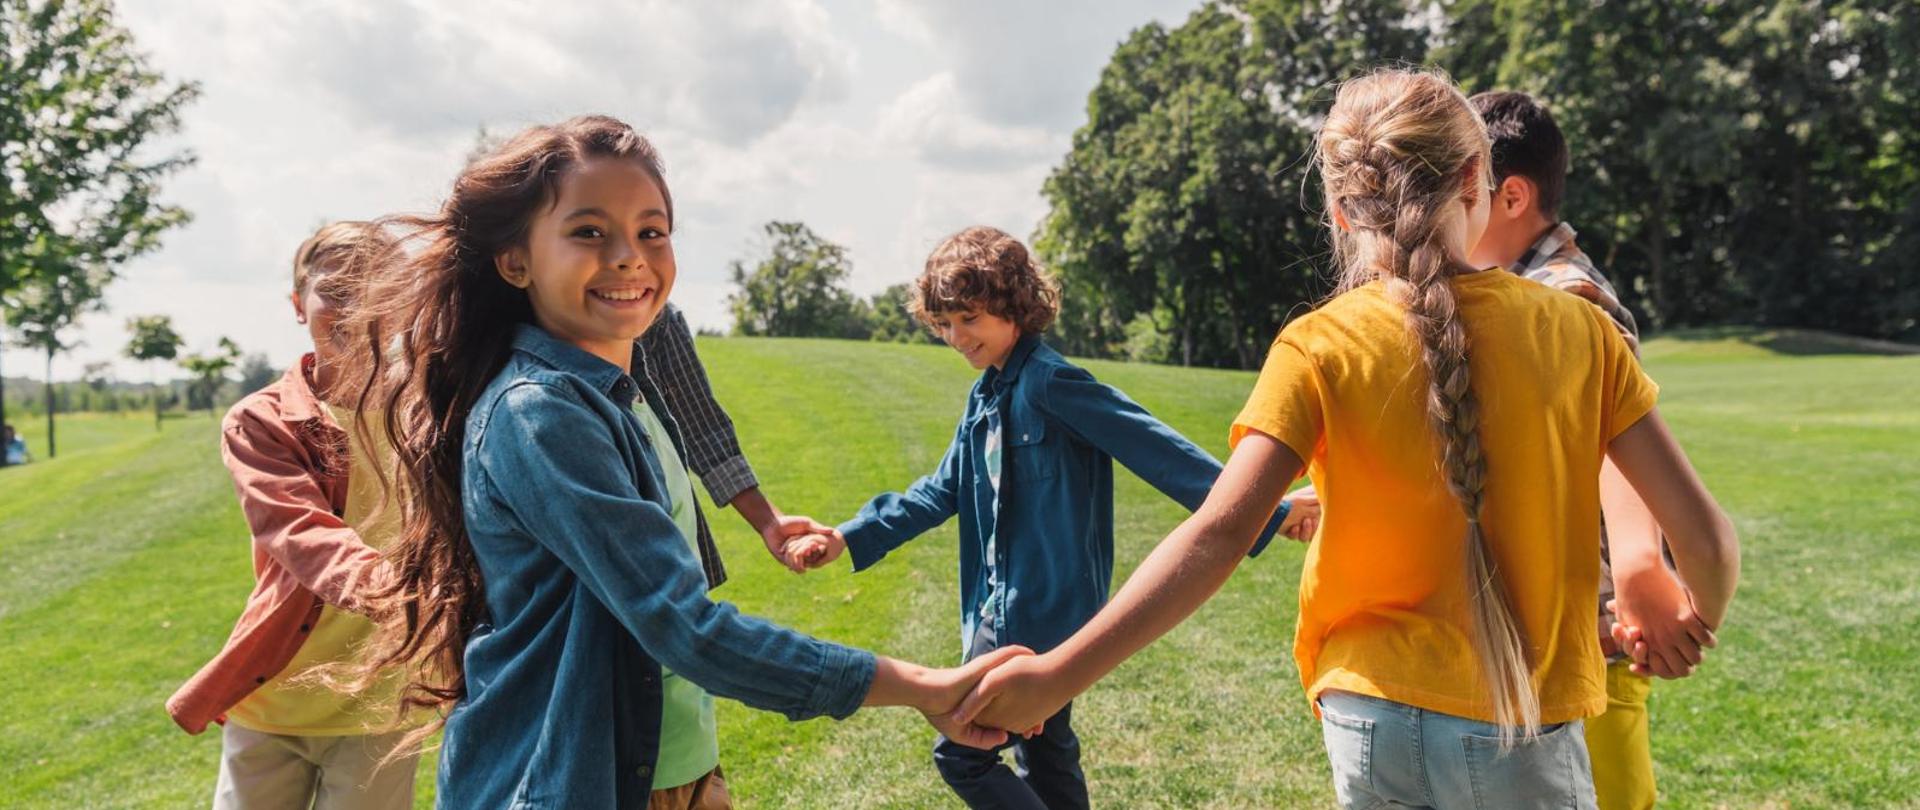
xmin=841 ymin=334 xmax=1286 ymax=656
xmin=441 ymin=324 xmax=876 ymax=809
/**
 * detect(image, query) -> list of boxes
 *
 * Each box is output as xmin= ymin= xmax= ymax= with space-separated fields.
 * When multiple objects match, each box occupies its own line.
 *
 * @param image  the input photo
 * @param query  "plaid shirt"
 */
xmin=1510 ymin=222 xmax=1639 ymax=351
xmin=631 ymin=304 xmax=761 ymax=589
xmin=1507 ymin=222 xmax=1650 ymax=654
xmin=634 ymin=304 xmax=760 ymax=505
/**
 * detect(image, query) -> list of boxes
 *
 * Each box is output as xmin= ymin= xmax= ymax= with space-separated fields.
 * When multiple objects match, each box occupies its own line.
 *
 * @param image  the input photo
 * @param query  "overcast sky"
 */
xmin=22 ymin=0 xmax=1201 ymax=381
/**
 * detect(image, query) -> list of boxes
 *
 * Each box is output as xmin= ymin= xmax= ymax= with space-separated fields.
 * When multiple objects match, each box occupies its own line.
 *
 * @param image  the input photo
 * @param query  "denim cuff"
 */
xmin=1247 ymin=499 xmax=1291 ymax=558
xmin=839 ymin=518 xmax=889 ymax=572
xmin=805 ymin=644 xmax=878 ymax=721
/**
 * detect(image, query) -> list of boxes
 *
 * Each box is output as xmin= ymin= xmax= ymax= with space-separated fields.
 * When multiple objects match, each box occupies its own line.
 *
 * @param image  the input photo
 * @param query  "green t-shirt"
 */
xmin=633 ymin=399 xmax=720 ymax=790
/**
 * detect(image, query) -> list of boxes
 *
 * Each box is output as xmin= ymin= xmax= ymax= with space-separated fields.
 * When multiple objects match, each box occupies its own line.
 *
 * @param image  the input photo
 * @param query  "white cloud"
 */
xmin=279 ymin=0 xmax=856 ymax=147
xmin=22 ymin=0 xmax=1186 ymax=382
xmin=876 ymin=73 xmax=1063 ymax=170
xmin=872 ymin=0 xmax=1200 ymax=129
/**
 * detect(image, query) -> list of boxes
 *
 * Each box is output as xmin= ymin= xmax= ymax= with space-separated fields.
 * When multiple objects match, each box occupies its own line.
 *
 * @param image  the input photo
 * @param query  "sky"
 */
xmin=18 ymin=0 xmax=1203 ymax=381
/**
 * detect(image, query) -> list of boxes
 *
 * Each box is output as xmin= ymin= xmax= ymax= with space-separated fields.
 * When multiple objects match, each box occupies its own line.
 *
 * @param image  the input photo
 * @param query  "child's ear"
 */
xmin=1498 ymin=175 xmax=1535 ymax=217
xmin=291 ymin=291 xmax=307 ymax=324
xmin=495 ymin=249 xmax=531 ymax=289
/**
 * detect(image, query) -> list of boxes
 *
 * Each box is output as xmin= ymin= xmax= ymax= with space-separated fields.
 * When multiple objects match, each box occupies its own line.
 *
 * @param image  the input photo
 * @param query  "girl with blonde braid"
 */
xmin=955 ymin=69 xmax=1739 ymax=809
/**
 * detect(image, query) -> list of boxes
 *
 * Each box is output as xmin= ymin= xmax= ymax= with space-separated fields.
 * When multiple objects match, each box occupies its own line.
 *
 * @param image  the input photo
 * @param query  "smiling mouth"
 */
xmin=590 ymin=287 xmax=656 ymax=306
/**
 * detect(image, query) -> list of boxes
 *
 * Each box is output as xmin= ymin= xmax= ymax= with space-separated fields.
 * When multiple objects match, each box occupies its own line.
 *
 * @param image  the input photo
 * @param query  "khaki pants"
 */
xmin=212 ymin=723 xmax=417 ymax=810
xmin=648 ymin=767 xmax=731 ymax=810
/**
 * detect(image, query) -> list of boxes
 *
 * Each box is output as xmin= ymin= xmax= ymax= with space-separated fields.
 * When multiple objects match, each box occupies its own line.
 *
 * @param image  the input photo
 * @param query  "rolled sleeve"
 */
xmin=697 ymin=454 xmax=759 ymax=508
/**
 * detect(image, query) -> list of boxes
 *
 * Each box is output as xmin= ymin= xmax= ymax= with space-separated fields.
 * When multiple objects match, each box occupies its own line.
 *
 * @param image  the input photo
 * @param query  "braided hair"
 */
xmin=1317 ymin=70 xmax=1540 ymax=742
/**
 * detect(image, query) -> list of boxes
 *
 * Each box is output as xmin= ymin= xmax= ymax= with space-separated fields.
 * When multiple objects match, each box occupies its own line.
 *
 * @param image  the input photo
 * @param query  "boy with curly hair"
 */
xmin=793 ymin=226 xmax=1304 ymax=809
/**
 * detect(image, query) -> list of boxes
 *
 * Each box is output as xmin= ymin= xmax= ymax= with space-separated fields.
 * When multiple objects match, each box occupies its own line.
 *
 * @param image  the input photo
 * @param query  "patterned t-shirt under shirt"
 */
xmin=632 ymin=397 xmax=721 ymax=791
xmin=971 ymin=404 xmax=1005 ymax=659
xmin=1507 ymin=221 xmax=1648 ymax=656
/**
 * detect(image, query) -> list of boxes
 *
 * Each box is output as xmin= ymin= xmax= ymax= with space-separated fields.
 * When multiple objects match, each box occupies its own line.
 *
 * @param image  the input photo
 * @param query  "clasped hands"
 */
xmin=914 ymin=647 xmax=1074 ymax=750
xmin=1608 ymin=565 xmax=1719 ymax=680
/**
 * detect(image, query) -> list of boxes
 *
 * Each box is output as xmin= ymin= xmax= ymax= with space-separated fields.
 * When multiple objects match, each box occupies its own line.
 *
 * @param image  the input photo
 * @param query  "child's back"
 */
xmin=1240 ymin=269 xmax=1653 ymax=723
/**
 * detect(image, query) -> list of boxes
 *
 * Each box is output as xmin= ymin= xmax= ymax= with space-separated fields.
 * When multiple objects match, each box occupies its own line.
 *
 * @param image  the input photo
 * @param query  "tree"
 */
xmin=237 ymin=353 xmax=278 ymax=394
xmin=727 ymin=221 xmax=872 ymax=339
xmin=4 ymin=262 xmax=109 ymax=458
xmin=865 ymin=283 xmax=936 ymax=344
xmin=179 ymin=337 xmax=240 ymax=418
xmin=1038 ymin=0 xmax=1431 ymax=369
xmin=0 ymin=0 xmax=198 ymax=456
xmin=1439 ymin=0 xmax=1920 ymax=338
xmin=124 ymin=315 xmax=182 ymax=430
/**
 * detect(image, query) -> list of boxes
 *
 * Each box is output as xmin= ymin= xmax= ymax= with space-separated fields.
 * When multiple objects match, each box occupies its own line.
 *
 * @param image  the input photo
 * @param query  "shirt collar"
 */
xmin=275 ymin=353 xmax=329 ymax=424
xmin=511 ymin=323 xmax=635 ymax=403
xmin=1509 ymin=221 xmax=1580 ymax=275
xmin=980 ymin=332 xmax=1043 ymax=394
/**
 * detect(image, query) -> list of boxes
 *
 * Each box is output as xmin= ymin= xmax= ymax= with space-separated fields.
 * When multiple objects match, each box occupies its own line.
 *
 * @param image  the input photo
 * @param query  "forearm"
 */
xmin=1607 ymin=412 xmax=1741 ymax=628
xmin=1664 ymin=508 xmax=1739 ymax=627
xmin=730 ymin=485 xmax=780 ymax=538
xmin=1600 ymin=457 xmax=1664 ymax=581
xmin=862 ymin=656 xmax=945 ymax=713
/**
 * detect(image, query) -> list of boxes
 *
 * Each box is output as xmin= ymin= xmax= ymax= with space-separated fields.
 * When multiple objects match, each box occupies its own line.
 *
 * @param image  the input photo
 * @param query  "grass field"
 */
xmin=2 ymin=329 xmax=1915 ymax=808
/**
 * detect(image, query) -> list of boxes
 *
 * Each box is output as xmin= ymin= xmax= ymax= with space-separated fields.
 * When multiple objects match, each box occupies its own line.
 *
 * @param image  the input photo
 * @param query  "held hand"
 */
xmin=952 ymin=652 xmax=1073 ymax=736
xmin=778 ymin=535 xmax=830 ymax=572
xmin=800 ymin=529 xmax=846 ymax=570
xmin=920 ymin=646 xmax=1035 ymax=750
xmin=1609 ymin=568 xmax=1717 ymax=680
xmin=1279 ymin=486 xmax=1320 ymax=542
xmin=759 ymin=514 xmax=840 ymax=574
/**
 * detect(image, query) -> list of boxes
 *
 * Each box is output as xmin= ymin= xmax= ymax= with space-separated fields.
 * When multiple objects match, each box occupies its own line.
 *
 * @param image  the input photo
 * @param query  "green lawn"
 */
xmin=1 ymin=332 xmax=1915 ymax=808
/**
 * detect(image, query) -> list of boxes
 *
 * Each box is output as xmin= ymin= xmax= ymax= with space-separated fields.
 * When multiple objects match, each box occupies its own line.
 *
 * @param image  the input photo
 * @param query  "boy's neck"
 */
xmin=1474 ymin=213 xmax=1558 ymax=270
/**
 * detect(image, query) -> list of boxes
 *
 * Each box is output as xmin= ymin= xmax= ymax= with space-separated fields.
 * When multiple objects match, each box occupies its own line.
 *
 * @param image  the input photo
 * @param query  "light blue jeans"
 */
xmin=1318 ymin=690 xmax=1598 ymax=810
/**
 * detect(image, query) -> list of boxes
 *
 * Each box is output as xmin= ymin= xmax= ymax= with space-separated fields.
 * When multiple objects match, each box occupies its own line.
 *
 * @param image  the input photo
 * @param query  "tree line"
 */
xmin=1033 ymin=0 xmax=1920 ymax=368
xmin=725 ymin=2 xmax=1917 ymax=367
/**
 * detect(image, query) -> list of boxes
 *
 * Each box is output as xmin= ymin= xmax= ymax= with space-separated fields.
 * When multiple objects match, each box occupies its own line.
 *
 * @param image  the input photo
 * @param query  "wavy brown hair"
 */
xmin=332 ymin=115 xmax=672 ymax=753
xmin=1318 ymin=70 xmax=1540 ymax=742
xmin=910 ymin=225 xmax=1061 ymax=334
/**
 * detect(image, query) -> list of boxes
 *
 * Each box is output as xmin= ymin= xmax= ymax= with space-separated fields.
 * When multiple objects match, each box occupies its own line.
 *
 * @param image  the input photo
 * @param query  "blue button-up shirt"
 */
xmin=841 ymin=334 xmax=1285 ymax=656
xmin=441 ymin=324 xmax=876 ymax=809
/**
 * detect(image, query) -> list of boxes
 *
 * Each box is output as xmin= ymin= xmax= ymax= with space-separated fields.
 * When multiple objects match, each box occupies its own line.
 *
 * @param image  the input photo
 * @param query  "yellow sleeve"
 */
xmin=1595 ymin=305 xmax=1658 ymax=440
xmin=1231 ymin=333 xmax=1325 ymax=465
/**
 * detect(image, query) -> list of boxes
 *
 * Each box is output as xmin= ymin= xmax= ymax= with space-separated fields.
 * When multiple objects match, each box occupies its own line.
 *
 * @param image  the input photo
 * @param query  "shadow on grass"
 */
xmin=1657 ymin=326 xmax=1920 ymax=356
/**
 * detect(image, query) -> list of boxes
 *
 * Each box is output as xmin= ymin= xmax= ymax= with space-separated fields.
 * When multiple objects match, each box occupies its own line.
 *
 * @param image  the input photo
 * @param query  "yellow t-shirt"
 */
xmin=226 ymin=407 xmax=407 ymax=735
xmin=1232 ymin=270 xmax=1657 ymax=724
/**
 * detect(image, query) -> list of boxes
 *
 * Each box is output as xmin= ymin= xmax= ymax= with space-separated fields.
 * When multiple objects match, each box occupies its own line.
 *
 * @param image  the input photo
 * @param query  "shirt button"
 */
xmin=636 ymin=764 xmax=653 ymax=778
xmin=299 ymin=624 xmax=311 ymax=632
xmin=254 ymin=676 xmax=267 ymax=684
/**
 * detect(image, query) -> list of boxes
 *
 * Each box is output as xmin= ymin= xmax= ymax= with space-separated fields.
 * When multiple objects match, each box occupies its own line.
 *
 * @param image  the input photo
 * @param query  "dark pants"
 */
xmin=932 ymin=702 xmax=1088 ymax=810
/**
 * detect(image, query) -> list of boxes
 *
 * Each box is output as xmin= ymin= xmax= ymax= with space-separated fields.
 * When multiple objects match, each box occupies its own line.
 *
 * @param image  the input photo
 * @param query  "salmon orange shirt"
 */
xmin=1232 ymin=270 xmax=1657 ymax=724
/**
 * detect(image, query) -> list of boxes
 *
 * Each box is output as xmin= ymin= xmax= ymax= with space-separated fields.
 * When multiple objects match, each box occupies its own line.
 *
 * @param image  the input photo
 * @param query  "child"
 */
xmin=792 ymin=226 xmax=1299 ymax=809
xmin=3 ymin=423 xmax=27 ymax=465
xmin=953 ymin=70 xmax=1740 ymax=810
xmin=1466 ymin=90 xmax=1683 ymax=810
xmin=167 ymin=221 xmax=419 ymax=809
xmin=338 ymin=116 xmax=1027 ymax=810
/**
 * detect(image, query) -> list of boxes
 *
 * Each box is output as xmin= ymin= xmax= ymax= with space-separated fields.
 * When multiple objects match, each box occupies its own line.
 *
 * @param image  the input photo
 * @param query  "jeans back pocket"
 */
xmin=1461 ymin=721 xmax=1597 ymax=810
xmin=1318 ymin=700 xmax=1379 ymax=810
